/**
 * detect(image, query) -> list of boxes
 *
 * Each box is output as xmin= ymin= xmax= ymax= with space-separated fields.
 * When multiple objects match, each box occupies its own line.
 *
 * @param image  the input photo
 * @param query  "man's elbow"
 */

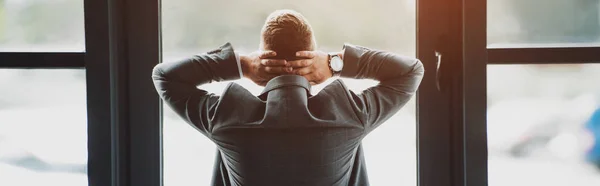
xmin=152 ymin=63 xmax=167 ymax=81
xmin=413 ymin=59 xmax=425 ymax=76
xmin=406 ymin=59 xmax=425 ymax=91
xmin=151 ymin=64 xmax=169 ymax=97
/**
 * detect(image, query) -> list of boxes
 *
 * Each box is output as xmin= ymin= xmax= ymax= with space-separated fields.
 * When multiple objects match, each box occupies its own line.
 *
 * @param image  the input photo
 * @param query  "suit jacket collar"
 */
xmin=258 ymin=75 xmax=311 ymax=98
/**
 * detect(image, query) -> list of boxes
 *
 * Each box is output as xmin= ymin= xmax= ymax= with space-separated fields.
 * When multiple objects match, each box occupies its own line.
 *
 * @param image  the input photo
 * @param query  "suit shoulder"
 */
xmin=311 ymin=79 xmax=367 ymax=123
xmin=212 ymin=82 xmax=265 ymax=124
xmin=220 ymin=82 xmax=260 ymax=103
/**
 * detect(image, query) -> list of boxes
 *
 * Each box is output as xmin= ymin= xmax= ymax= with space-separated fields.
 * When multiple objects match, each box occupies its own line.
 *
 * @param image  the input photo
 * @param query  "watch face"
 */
xmin=331 ymin=56 xmax=344 ymax=71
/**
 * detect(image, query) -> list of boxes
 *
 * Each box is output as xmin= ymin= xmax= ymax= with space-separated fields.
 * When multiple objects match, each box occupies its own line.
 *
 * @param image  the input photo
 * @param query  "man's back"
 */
xmin=210 ymin=76 xmax=366 ymax=185
xmin=152 ymin=42 xmax=424 ymax=186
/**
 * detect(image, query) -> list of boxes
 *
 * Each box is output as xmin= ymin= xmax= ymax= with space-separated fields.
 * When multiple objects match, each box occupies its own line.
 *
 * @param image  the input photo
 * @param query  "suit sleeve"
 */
xmin=152 ymin=42 xmax=241 ymax=136
xmin=341 ymin=43 xmax=424 ymax=132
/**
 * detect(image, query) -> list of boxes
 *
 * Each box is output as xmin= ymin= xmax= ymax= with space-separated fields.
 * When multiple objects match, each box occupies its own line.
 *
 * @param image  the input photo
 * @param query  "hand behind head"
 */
xmin=244 ymin=50 xmax=332 ymax=86
xmin=288 ymin=51 xmax=332 ymax=85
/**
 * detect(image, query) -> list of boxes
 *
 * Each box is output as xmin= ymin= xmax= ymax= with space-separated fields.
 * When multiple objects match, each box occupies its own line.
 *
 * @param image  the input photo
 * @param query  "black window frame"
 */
xmin=0 ymin=0 xmax=162 ymax=185
xmin=463 ymin=1 xmax=600 ymax=186
xmin=416 ymin=0 xmax=489 ymax=185
xmin=82 ymin=0 xmax=163 ymax=185
xmin=0 ymin=52 xmax=85 ymax=68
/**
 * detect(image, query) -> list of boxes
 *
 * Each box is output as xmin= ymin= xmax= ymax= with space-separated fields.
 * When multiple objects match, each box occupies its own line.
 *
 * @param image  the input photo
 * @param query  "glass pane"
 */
xmin=488 ymin=64 xmax=600 ymax=186
xmin=0 ymin=0 xmax=85 ymax=51
xmin=162 ymin=1 xmax=416 ymax=185
xmin=487 ymin=0 xmax=600 ymax=46
xmin=0 ymin=69 xmax=87 ymax=186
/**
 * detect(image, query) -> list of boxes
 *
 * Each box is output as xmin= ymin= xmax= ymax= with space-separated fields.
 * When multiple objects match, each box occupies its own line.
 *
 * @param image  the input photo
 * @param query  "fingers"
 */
xmin=296 ymin=51 xmax=316 ymax=59
xmin=287 ymin=59 xmax=313 ymax=68
xmin=259 ymin=51 xmax=277 ymax=59
xmin=306 ymin=73 xmax=327 ymax=84
xmin=264 ymin=66 xmax=293 ymax=74
xmin=292 ymin=66 xmax=313 ymax=76
xmin=261 ymin=59 xmax=287 ymax=66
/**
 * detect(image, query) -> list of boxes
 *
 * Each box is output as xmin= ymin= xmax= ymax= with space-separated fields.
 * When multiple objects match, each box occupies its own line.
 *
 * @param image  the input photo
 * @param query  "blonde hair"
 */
xmin=260 ymin=9 xmax=316 ymax=59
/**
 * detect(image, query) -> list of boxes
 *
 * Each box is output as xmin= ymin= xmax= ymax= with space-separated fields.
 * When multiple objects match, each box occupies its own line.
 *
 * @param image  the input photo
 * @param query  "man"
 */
xmin=152 ymin=9 xmax=424 ymax=186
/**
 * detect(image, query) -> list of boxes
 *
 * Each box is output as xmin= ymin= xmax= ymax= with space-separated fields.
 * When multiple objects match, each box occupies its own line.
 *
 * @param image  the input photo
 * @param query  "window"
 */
xmin=483 ymin=0 xmax=600 ymax=185
xmin=487 ymin=0 xmax=600 ymax=46
xmin=161 ymin=0 xmax=417 ymax=185
xmin=0 ymin=69 xmax=87 ymax=186
xmin=0 ymin=1 xmax=88 ymax=186
xmin=0 ymin=0 xmax=85 ymax=52
xmin=487 ymin=64 xmax=600 ymax=186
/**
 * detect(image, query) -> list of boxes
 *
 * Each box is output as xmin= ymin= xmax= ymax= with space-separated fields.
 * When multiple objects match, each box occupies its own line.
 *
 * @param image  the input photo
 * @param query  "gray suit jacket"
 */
xmin=152 ymin=43 xmax=424 ymax=186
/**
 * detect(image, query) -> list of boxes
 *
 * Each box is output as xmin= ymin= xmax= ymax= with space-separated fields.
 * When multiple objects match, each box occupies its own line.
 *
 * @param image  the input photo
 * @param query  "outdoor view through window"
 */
xmin=161 ymin=0 xmax=416 ymax=185
xmin=0 ymin=69 xmax=88 ymax=186
xmin=487 ymin=65 xmax=600 ymax=186
xmin=487 ymin=0 xmax=600 ymax=186
xmin=0 ymin=0 xmax=87 ymax=186
xmin=0 ymin=0 xmax=85 ymax=51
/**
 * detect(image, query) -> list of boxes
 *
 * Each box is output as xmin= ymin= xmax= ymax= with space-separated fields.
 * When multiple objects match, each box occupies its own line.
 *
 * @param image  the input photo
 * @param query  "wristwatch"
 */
xmin=328 ymin=53 xmax=343 ymax=77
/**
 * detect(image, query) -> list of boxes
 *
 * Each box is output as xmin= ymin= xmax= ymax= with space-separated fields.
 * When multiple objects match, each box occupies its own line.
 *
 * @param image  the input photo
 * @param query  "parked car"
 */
xmin=487 ymin=95 xmax=598 ymax=159
xmin=487 ymin=98 xmax=565 ymax=156
xmin=584 ymin=107 xmax=600 ymax=170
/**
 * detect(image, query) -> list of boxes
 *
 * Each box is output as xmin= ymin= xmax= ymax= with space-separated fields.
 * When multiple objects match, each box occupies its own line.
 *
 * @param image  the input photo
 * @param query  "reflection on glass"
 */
xmin=161 ymin=1 xmax=416 ymax=185
xmin=0 ymin=0 xmax=85 ymax=51
xmin=0 ymin=69 xmax=87 ymax=186
xmin=487 ymin=64 xmax=600 ymax=186
xmin=487 ymin=0 xmax=600 ymax=46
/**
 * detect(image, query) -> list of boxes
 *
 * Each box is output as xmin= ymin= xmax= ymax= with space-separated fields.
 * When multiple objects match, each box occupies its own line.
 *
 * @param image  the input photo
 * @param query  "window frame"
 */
xmin=488 ymin=46 xmax=600 ymax=64
xmin=416 ymin=0 xmax=490 ymax=185
xmin=463 ymin=1 xmax=600 ymax=186
xmin=0 ymin=0 xmax=162 ymax=185
xmin=82 ymin=0 xmax=163 ymax=186
xmin=416 ymin=0 xmax=458 ymax=185
xmin=0 ymin=52 xmax=85 ymax=68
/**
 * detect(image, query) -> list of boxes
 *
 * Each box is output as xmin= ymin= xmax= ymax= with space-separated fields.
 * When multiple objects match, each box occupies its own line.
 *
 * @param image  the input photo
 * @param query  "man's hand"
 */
xmin=288 ymin=51 xmax=332 ymax=85
xmin=241 ymin=51 xmax=312 ymax=86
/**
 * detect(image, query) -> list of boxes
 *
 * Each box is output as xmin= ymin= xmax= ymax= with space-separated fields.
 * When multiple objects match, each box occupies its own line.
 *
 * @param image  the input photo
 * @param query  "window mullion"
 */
xmin=463 ymin=0 xmax=488 ymax=185
xmin=0 ymin=52 xmax=85 ymax=68
xmin=488 ymin=47 xmax=600 ymax=64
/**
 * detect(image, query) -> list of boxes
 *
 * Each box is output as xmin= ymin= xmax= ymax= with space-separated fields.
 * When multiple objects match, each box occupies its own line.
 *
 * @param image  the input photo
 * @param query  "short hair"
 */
xmin=260 ymin=10 xmax=316 ymax=60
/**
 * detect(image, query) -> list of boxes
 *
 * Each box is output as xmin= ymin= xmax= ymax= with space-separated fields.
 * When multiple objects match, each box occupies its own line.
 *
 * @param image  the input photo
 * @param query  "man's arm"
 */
xmin=341 ymin=44 xmax=424 ymax=130
xmin=152 ymin=43 xmax=242 ymax=135
xmin=152 ymin=43 xmax=291 ymax=135
xmin=292 ymin=44 xmax=424 ymax=131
